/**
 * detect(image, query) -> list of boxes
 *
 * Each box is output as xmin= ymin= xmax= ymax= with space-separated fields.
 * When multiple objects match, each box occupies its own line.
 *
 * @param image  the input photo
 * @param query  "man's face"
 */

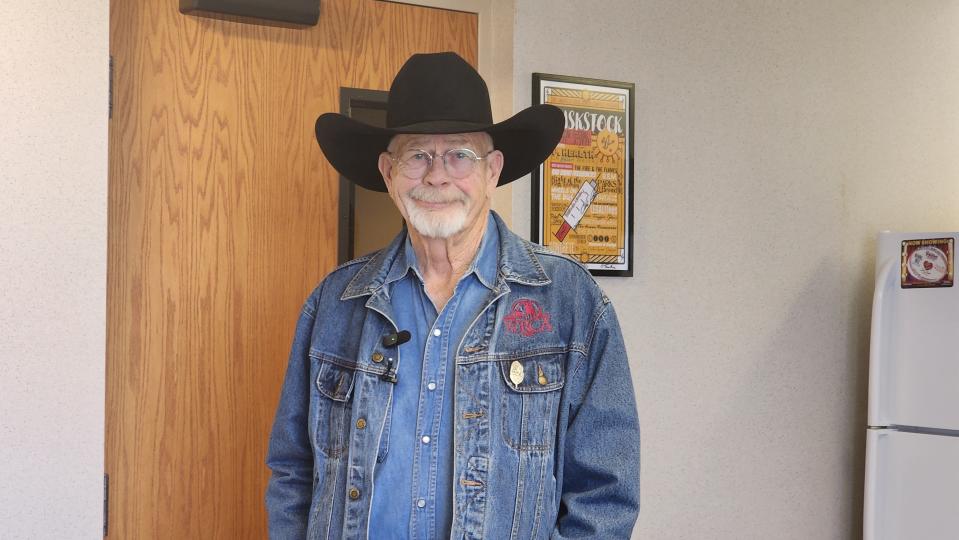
xmin=378 ymin=132 xmax=503 ymax=239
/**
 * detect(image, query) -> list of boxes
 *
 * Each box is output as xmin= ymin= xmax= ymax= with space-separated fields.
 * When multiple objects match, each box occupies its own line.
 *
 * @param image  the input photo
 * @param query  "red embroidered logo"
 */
xmin=503 ymin=299 xmax=553 ymax=337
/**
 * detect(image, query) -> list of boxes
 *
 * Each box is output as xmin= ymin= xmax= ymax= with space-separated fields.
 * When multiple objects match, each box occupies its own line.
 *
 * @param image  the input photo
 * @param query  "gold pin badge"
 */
xmin=538 ymin=365 xmax=548 ymax=386
xmin=509 ymin=361 xmax=524 ymax=385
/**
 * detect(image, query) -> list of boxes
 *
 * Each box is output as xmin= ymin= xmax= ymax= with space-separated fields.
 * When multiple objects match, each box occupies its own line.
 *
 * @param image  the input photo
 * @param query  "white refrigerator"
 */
xmin=864 ymin=231 xmax=959 ymax=540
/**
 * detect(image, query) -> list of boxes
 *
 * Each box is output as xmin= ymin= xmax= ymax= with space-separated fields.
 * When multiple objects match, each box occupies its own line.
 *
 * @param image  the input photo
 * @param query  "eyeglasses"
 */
xmin=389 ymin=147 xmax=491 ymax=180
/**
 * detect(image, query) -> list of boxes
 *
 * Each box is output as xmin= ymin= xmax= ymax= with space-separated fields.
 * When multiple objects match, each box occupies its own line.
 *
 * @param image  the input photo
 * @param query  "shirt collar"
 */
xmin=383 ymin=228 xmax=415 ymax=286
xmin=470 ymin=213 xmax=498 ymax=290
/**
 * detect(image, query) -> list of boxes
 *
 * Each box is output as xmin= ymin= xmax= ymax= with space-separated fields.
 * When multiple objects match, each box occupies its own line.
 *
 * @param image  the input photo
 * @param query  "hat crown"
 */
xmin=386 ymin=52 xmax=493 ymax=129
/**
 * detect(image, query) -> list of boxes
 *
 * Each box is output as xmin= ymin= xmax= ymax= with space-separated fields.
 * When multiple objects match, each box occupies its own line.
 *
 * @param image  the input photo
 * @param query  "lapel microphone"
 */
xmin=380 ymin=330 xmax=411 ymax=383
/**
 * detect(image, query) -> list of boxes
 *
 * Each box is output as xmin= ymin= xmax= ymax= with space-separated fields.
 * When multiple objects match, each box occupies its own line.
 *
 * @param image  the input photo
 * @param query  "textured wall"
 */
xmin=512 ymin=1 xmax=959 ymax=538
xmin=488 ymin=0 xmax=517 ymax=224
xmin=0 ymin=1 xmax=107 ymax=538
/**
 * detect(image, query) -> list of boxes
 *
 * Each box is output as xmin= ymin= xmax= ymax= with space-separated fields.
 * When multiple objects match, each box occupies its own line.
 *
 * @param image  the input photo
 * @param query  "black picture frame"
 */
xmin=531 ymin=73 xmax=635 ymax=277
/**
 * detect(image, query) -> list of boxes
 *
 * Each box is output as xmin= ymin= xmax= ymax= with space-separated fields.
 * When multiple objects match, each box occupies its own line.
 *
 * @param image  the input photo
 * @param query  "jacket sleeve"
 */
xmin=553 ymin=300 xmax=641 ymax=539
xmin=265 ymin=292 xmax=319 ymax=539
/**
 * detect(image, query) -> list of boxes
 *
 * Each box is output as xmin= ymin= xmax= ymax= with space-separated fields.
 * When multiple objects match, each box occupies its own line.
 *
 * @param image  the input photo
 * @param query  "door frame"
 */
xmin=337 ymin=87 xmax=389 ymax=263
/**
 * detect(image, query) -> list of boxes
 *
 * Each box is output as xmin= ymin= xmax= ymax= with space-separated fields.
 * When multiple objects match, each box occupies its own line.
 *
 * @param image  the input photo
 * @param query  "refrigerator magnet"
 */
xmin=901 ymin=237 xmax=954 ymax=288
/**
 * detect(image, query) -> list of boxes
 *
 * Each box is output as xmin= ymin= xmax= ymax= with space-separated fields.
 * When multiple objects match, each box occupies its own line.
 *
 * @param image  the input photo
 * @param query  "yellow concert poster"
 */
xmin=532 ymin=74 xmax=634 ymax=276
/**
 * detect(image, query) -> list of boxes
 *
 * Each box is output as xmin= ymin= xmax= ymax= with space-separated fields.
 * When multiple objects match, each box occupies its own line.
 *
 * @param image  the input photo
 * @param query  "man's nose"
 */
xmin=422 ymin=157 xmax=449 ymax=185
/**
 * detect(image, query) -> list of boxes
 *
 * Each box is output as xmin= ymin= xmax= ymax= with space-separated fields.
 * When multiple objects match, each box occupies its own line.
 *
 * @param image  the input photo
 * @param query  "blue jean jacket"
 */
xmin=265 ymin=212 xmax=640 ymax=539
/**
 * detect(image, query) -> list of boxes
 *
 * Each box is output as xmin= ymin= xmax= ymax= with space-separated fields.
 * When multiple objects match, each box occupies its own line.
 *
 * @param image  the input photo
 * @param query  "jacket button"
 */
xmin=372 ymin=352 xmax=384 ymax=363
xmin=349 ymin=487 xmax=360 ymax=500
xmin=356 ymin=418 xmax=367 ymax=429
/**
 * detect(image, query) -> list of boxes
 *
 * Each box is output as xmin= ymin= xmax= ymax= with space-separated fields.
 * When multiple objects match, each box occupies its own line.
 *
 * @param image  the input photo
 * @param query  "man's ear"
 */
xmin=485 ymin=150 xmax=504 ymax=188
xmin=378 ymin=152 xmax=395 ymax=193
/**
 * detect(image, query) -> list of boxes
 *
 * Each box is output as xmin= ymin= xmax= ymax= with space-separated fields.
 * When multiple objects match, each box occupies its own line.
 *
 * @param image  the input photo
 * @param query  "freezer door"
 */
xmin=869 ymin=232 xmax=959 ymax=429
xmin=864 ymin=429 xmax=959 ymax=540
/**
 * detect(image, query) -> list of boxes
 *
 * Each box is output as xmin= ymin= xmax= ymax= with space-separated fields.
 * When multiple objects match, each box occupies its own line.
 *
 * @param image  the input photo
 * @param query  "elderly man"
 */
xmin=266 ymin=52 xmax=640 ymax=539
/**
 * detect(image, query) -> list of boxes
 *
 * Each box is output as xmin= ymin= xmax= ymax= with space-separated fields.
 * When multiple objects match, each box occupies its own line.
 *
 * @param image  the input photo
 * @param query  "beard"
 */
xmin=401 ymin=184 xmax=471 ymax=238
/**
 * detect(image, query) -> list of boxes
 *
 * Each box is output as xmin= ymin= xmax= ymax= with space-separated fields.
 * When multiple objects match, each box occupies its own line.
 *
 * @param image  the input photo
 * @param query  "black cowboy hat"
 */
xmin=315 ymin=52 xmax=564 ymax=192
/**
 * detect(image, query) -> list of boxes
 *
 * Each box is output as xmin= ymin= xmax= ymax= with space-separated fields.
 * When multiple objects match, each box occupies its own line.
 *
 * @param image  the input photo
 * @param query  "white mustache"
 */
xmin=407 ymin=186 xmax=468 ymax=205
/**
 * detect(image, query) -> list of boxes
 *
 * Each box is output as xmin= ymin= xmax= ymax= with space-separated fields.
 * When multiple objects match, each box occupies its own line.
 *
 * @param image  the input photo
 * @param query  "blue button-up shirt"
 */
xmin=369 ymin=214 xmax=499 ymax=540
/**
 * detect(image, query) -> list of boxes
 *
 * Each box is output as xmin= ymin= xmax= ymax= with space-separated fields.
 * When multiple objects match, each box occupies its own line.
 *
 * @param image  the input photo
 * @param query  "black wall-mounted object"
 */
xmin=180 ymin=0 xmax=320 ymax=26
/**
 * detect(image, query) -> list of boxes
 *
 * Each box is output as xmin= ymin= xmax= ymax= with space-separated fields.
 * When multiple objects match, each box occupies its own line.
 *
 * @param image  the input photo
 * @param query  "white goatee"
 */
xmin=401 ymin=185 xmax=470 ymax=238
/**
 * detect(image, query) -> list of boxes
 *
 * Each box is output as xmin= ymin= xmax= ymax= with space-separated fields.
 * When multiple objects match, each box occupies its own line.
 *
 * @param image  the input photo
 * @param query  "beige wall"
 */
xmin=487 ymin=0 xmax=516 ymax=224
xmin=0 ymin=1 xmax=108 ymax=537
xmin=512 ymin=1 xmax=959 ymax=538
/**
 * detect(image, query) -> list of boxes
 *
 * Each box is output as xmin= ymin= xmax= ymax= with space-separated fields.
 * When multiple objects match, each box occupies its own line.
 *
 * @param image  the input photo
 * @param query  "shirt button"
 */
xmin=371 ymin=352 xmax=384 ymax=363
xmin=432 ymin=328 xmax=441 ymax=337
xmin=421 ymin=435 xmax=431 ymax=444
xmin=416 ymin=499 xmax=426 ymax=508
xmin=356 ymin=418 xmax=367 ymax=429
xmin=427 ymin=382 xmax=436 ymax=391
xmin=349 ymin=487 xmax=360 ymax=500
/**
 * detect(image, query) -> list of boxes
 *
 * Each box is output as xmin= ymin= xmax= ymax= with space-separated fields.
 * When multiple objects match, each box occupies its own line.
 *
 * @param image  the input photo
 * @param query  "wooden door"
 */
xmin=106 ymin=1 xmax=477 ymax=537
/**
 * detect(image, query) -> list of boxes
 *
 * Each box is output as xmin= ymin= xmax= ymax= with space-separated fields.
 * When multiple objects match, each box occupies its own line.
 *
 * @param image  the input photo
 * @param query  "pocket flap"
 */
xmin=499 ymin=355 xmax=565 ymax=393
xmin=314 ymin=359 xmax=356 ymax=402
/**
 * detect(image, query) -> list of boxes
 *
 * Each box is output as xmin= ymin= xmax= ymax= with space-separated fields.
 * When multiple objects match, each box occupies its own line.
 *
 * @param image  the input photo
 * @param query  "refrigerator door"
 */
xmin=864 ymin=429 xmax=959 ymax=540
xmin=869 ymin=232 xmax=959 ymax=429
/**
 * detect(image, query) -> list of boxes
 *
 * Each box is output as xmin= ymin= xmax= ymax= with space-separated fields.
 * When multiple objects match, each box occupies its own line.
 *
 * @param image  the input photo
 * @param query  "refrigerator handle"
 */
xmin=868 ymin=258 xmax=896 ymax=425
xmin=863 ymin=429 xmax=884 ymax=540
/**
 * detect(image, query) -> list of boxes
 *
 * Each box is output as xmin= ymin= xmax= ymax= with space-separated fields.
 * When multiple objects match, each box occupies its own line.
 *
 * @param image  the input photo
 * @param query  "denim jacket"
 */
xmin=265 ymin=212 xmax=640 ymax=539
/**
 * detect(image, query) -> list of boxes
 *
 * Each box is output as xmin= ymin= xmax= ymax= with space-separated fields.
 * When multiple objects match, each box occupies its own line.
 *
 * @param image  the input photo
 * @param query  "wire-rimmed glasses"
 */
xmin=389 ymin=148 xmax=491 ymax=180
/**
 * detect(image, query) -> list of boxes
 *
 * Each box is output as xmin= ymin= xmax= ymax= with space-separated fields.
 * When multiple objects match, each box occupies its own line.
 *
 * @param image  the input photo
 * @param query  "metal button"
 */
xmin=372 ymin=352 xmax=384 ymax=363
xmin=432 ymin=328 xmax=442 ymax=337
xmin=349 ymin=487 xmax=360 ymax=500
xmin=421 ymin=435 xmax=431 ymax=444
xmin=416 ymin=499 xmax=426 ymax=508
xmin=356 ymin=418 xmax=367 ymax=429
xmin=427 ymin=382 xmax=436 ymax=391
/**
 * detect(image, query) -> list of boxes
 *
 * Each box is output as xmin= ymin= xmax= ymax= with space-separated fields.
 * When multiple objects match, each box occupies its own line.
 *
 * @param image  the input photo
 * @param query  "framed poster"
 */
xmin=532 ymin=73 xmax=634 ymax=277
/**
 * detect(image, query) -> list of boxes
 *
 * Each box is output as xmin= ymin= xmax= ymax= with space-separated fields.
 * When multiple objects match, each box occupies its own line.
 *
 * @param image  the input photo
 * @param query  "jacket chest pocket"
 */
xmin=310 ymin=357 xmax=356 ymax=459
xmin=499 ymin=354 xmax=565 ymax=452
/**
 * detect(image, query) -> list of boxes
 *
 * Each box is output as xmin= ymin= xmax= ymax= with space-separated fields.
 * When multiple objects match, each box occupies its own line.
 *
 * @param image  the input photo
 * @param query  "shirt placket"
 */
xmin=410 ymin=290 xmax=462 ymax=539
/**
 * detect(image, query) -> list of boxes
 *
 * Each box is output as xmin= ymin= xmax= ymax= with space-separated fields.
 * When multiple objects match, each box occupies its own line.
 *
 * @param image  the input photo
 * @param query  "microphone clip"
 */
xmin=381 ymin=330 xmax=411 ymax=348
xmin=380 ymin=357 xmax=398 ymax=384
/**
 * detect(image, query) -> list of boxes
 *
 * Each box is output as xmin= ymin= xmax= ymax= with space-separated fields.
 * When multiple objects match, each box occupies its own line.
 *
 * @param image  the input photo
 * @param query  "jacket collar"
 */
xmin=341 ymin=210 xmax=550 ymax=300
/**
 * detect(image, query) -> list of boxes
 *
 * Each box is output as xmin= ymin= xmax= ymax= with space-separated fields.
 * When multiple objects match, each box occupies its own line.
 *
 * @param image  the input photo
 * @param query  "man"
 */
xmin=266 ymin=52 xmax=640 ymax=539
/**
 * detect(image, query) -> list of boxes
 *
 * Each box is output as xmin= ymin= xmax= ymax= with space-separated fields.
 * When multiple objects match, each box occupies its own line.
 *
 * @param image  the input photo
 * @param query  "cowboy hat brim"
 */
xmin=315 ymin=104 xmax=564 ymax=193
